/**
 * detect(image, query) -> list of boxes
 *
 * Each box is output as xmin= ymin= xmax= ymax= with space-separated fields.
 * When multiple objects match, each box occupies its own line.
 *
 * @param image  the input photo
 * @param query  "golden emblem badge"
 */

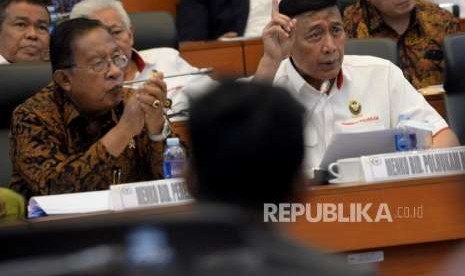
xmin=349 ymin=100 xmax=362 ymax=116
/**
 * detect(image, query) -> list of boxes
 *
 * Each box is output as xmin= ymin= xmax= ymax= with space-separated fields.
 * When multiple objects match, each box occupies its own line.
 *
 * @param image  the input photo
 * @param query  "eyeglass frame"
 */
xmin=63 ymin=53 xmax=129 ymax=74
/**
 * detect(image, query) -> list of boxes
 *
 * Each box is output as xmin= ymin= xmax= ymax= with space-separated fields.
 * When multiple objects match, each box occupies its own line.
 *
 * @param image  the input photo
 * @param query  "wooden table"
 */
xmin=243 ymin=39 xmax=264 ymax=76
xmin=122 ymin=0 xmax=176 ymax=17
xmin=2 ymin=175 xmax=463 ymax=275
xmin=27 ymin=203 xmax=193 ymax=230
xmin=180 ymin=40 xmax=246 ymax=79
xmin=287 ymin=175 xmax=465 ymax=276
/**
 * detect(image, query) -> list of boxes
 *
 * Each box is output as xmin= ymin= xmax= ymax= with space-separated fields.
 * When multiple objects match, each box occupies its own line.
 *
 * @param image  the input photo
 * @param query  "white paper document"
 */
xmin=320 ymin=129 xmax=397 ymax=169
xmin=28 ymin=179 xmax=193 ymax=218
xmin=28 ymin=190 xmax=111 ymax=218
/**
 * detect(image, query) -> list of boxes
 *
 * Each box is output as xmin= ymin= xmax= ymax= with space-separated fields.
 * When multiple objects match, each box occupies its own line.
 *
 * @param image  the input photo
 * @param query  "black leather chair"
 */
xmin=128 ymin=11 xmax=178 ymax=50
xmin=345 ymin=38 xmax=399 ymax=66
xmin=443 ymin=34 xmax=465 ymax=94
xmin=0 ymin=62 xmax=52 ymax=186
xmin=443 ymin=34 xmax=465 ymax=145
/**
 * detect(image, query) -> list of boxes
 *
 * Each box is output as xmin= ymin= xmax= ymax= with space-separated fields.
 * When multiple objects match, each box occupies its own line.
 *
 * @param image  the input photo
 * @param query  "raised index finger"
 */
xmin=272 ymin=0 xmax=279 ymax=18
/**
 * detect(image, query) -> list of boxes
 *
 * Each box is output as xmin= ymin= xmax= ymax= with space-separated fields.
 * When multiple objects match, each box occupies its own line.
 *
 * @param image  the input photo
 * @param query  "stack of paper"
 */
xmin=28 ymin=179 xmax=193 ymax=218
xmin=28 ymin=190 xmax=111 ymax=218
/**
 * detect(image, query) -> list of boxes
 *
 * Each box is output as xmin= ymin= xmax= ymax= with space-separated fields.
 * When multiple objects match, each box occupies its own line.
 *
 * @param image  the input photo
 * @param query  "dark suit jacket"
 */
xmin=176 ymin=0 xmax=249 ymax=42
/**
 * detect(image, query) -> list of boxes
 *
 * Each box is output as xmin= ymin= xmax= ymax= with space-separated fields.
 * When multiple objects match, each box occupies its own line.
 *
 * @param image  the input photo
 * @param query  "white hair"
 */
xmin=70 ymin=0 xmax=131 ymax=28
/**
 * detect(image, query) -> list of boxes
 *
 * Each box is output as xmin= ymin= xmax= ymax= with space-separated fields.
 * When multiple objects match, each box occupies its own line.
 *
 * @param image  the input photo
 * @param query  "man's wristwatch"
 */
xmin=148 ymin=120 xmax=171 ymax=142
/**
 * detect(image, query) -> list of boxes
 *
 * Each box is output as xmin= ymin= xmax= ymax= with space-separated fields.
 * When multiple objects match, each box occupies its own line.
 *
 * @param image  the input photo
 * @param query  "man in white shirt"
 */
xmin=254 ymin=0 xmax=459 ymax=176
xmin=70 ymin=0 xmax=212 ymax=117
xmin=0 ymin=0 xmax=50 ymax=64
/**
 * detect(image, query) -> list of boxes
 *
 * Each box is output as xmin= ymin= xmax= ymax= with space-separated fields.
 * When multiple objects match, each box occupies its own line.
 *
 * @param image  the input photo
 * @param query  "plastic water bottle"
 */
xmin=394 ymin=115 xmax=417 ymax=151
xmin=163 ymin=138 xmax=186 ymax=178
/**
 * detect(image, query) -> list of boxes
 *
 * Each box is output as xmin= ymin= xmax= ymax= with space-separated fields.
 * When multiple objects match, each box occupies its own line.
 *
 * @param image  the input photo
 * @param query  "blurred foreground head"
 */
xmin=188 ymin=81 xmax=306 ymax=210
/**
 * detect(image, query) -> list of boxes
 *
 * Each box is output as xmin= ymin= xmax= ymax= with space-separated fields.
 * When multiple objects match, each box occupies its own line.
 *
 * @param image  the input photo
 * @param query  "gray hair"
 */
xmin=70 ymin=0 xmax=131 ymax=29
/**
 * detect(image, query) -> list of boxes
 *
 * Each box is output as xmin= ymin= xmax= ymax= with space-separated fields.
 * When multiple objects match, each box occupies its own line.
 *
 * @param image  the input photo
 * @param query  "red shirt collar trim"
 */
xmin=336 ymin=70 xmax=344 ymax=90
xmin=131 ymin=50 xmax=146 ymax=72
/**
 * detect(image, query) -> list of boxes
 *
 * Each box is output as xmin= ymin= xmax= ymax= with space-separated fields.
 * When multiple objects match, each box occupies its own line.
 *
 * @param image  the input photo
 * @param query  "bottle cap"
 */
xmin=166 ymin=137 xmax=180 ymax=147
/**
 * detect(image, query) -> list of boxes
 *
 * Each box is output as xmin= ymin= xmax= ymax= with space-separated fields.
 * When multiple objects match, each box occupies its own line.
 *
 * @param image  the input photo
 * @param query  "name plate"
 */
xmin=361 ymin=146 xmax=465 ymax=182
xmin=110 ymin=178 xmax=193 ymax=211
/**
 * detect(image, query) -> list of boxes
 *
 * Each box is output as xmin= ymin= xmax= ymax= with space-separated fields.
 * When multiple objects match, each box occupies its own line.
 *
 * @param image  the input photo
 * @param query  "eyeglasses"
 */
xmin=64 ymin=54 xmax=128 ymax=73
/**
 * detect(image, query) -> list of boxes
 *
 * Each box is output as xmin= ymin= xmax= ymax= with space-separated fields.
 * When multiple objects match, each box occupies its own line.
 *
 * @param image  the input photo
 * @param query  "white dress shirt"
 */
xmin=243 ymin=0 xmax=272 ymax=37
xmin=273 ymin=55 xmax=448 ymax=175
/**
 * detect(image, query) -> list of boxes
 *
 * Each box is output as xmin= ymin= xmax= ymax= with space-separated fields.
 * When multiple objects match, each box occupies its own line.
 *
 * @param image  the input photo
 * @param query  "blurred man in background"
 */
xmin=0 ymin=0 xmax=50 ymax=64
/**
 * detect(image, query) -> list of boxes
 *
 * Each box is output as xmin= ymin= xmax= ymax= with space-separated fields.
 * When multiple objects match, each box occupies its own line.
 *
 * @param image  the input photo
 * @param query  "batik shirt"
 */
xmin=9 ymin=83 xmax=164 ymax=200
xmin=344 ymin=0 xmax=459 ymax=89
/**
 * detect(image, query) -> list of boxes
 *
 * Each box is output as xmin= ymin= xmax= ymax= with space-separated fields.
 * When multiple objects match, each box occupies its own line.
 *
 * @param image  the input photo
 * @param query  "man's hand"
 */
xmin=119 ymin=93 xmax=146 ymax=136
xmin=101 ymin=93 xmax=145 ymax=157
xmin=263 ymin=0 xmax=296 ymax=61
xmin=254 ymin=0 xmax=296 ymax=81
xmin=136 ymin=72 xmax=167 ymax=136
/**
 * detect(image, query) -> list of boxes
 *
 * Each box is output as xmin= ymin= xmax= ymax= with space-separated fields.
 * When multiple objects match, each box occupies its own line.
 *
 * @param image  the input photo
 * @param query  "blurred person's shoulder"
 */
xmin=187 ymin=204 xmax=374 ymax=276
xmin=251 ymin=230 xmax=375 ymax=276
